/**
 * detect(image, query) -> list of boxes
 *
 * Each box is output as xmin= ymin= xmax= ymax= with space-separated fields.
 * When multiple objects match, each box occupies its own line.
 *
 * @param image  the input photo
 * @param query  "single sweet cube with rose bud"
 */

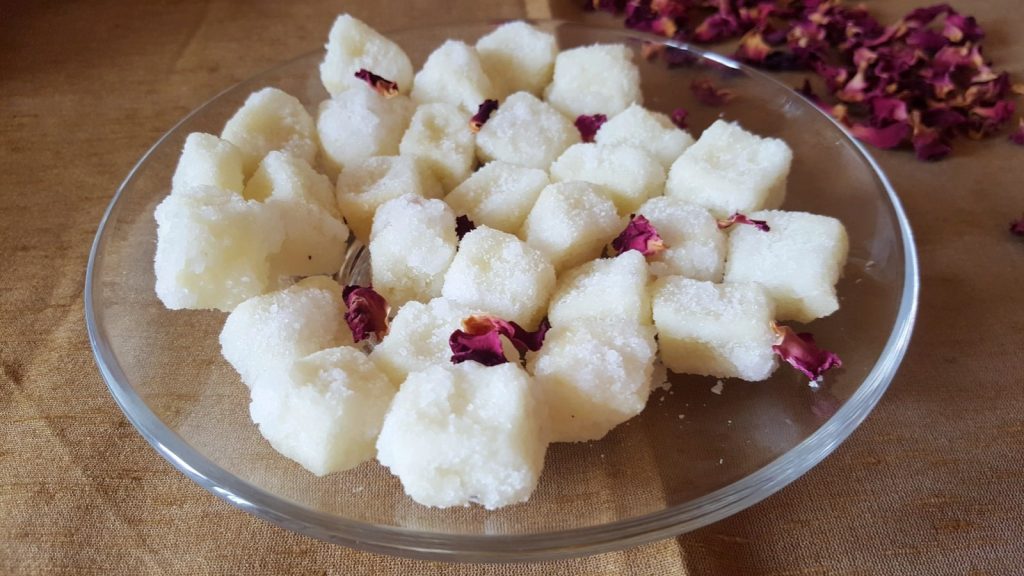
xmin=319 ymin=14 xmax=414 ymax=97
xmin=444 ymin=161 xmax=549 ymax=234
xmin=411 ymin=40 xmax=497 ymax=113
xmin=220 ymin=87 xmax=318 ymax=176
xmin=369 ymin=297 xmax=478 ymax=385
xmin=652 ymin=276 xmax=778 ymax=381
xmin=316 ymin=87 xmax=415 ymax=177
xmin=170 ymin=133 xmax=245 ymax=195
xmin=475 ymin=91 xmax=581 ymax=170
xmin=369 ymin=194 xmax=458 ymax=308
xmin=547 ymin=250 xmax=651 ymax=326
xmin=375 ymin=362 xmax=547 ymax=510
xmin=665 ymin=119 xmax=792 ymax=219
xmin=335 ymin=155 xmax=444 ymax=244
xmin=636 ymin=196 xmax=726 ymax=282
xmin=529 ymin=320 xmax=657 ymax=443
xmin=549 ymin=143 xmax=666 ymax=215
xmin=595 ymin=104 xmax=695 ymax=169
xmin=399 ymin=102 xmax=476 ymax=191
xmin=724 ymin=210 xmax=849 ymax=323
xmin=441 ymin=226 xmax=556 ymax=329
xmin=544 ymin=44 xmax=643 ymax=119
xmin=475 ymin=21 xmax=558 ymax=97
xmin=520 ymin=181 xmax=623 ymax=273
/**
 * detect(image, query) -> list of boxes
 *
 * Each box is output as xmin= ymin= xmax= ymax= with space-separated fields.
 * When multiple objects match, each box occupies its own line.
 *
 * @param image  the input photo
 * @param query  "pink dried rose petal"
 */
xmin=1011 ymin=119 xmax=1024 ymax=146
xmin=771 ymin=323 xmax=842 ymax=382
xmin=455 ymin=215 xmax=476 ymax=240
xmin=449 ymin=315 xmax=550 ymax=366
xmin=342 ymin=285 xmax=390 ymax=343
xmin=611 ymin=214 xmax=666 ymax=256
xmin=469 ymin=99 xmax=499 ymax=133
xmin=1011 ymin=214 xmax=1024 ymax=236
xmin=574 ymin=114 xmax=608 ymax=143
xmin=717 ymin=212 xmax=770 ymax=232
xmin=670 ymin=107 xmax=689 ymax=130
xmin=353 ymin=69 xmax=399 ymax=98
xmin=690 ymin=78 xmax=735 ymax=106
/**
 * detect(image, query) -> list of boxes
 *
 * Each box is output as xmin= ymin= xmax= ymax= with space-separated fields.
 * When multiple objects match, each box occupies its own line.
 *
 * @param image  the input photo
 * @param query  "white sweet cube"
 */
xmin=220 ymin=276 xmax=353 ymax=388
xmin=154 ymin=185 xmax=284 ymax=311
xmin=243 ymin=150 xmax=336 ymax=211
xmin=548 ymin=250 xmax=651 ymax=326
xmin=665 ymin=120 xmax=793 ymax=218
xmin=550 ymin=143 xmax=665 ymax=214
xmin=445 ymin=161 xmax=549 ymax=234
xmin=441 ymin=226 xmax=555 ymax=328
xmin=319 ymin=14 xmax=414 ymax=97
xmin=475 ymin=92 xmax=580 ymax=170
xmin=250 ymin=346 xmax=396 ymax=476
xmin=475 ymin=21 xmax=557 ymax=97
xmin=530 ymin=321 xmax=657 ymax=443
xmin=636 ymin=196 xmax=726 ymax=282
xmin=520 ymin=181 xmax=622 ymax=273
xmin=335 ymin=155 xmax=444 ymax=243
xmin=399 ymin=103 xmax=476 ymax=191
xmin=595 ymin=104 xmax=694 ymax=169
xmin=724 ymin=210 xmax=849 ymax=322
xmin=369 ymin=297 xmax=476 ymax=385
xmin=375 ymin=362 xmax=546 ymax=509
xmin=543 ymin=44 xmax=642 ymax=118
xmin=652 ymin=277 xmax=778 ymax=381
xmin=411 ymin=40 xmax=496 ymax=112
xmin=171 ymin=133 xmax=245 ymax=194
xmin=316 ymin=89 xmax=414 ymax=177
xmin=370 ymin=195 xmax=457 ymax=307
xmin=221 ymin=87 xmax=317 ymax=175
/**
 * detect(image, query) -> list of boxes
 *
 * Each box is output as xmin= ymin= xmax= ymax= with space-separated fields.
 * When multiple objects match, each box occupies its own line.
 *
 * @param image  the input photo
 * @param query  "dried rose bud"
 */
xmin=1010 ymin=119 xmax=1024 ymax=146
xmin=449 ymin=315 xmax=550 ymax=366
xmin=455 ymin=215 xmax=476 ymax=240
xmin=691 ymin=78 xmax=735 ymax=106
xmin=612 ymin=214 xmax=666 ymax=257
xmin=670 ymin=107 xmax=689 ymax=130
xmin=343 ymin=285 xmax=390 ymax=343
xmin=717 ymin=212 xmax=770 ymax=232
xmin=574 ymin=114 xmax=608 ymax=143
xmin=469 ymin=99 xmax=499 ymax=132
xmin=771 ymin=323 xmax=842 ymax=382
xmin=354 ymin=69 xmax=399 ymax=98
xmin=1011 ymin=214 xmax=1024 ymax=236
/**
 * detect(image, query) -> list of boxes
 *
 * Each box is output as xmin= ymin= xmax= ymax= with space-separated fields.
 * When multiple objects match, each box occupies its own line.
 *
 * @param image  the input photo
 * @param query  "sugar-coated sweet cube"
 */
xmin=665 ymin=120 xmax=793 ymax=219
xmin=475 ymin=91 xmax=580 ymax=170
xmin=220 ymin=276 xmax=353 ymax=388
xmin=369 ymin=297 xmax=477 ymax=384
xmin=154 ymin=185 xmax=284 ymax=311
xmin=547 ymin=250 xmax=651 ymax=326
xmin=652 ymin=277 xmax=778 ymax=381
xmin=530 ymin=320 xmax=657 ymax=443
xmin=543 ymin=44 xmax=642 ymax=118
xmin=550 ymin=143 xmax=665 ymax=214
xmin=724 ymin=210 xmax=848 ymax=322
xmin=375 ymin=362 xmax=546 ymax=509
xmin=636 ymin=196 xmax=726 ymax=282
xmin=221 ymin=87 xmax=317 ymax=176
xmin=319 ymin=14 xmax=414 ymax=97
xmin=411 ymin=40 xmax=496 ymax=112
xmin=520 ymin=181 xmax=622 ymax=273
xmin=249 ymin=346 xmax=396 ymax=476
xmin=399 ymin=103 xmax=476 ymax=191
xmin=441 ymin=226 xmax=555 ymax=328
xmin=335 ymin=155 xmax=444 ymax=244
xmin=475 ymin=21 xmax=557 ymax=97
xmin=243 ymin=150 xmax=336 ymax=212
xmin=595 ymin=104 xmax=694 ymax=169
xmin=171 ymin=133 xmax=245 ymax=194
xmin=444 ymin=161 xmax=549 ymax=234
xmin=316 ymin=89 xmax=415 ymax=177
xmin=370 ymin=195 xmax=457 ymax=307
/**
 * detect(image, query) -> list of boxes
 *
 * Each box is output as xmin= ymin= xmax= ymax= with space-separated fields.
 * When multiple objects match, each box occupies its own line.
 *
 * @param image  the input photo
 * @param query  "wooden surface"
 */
xmin=2 ymin=0 xmax=1023 ymax=573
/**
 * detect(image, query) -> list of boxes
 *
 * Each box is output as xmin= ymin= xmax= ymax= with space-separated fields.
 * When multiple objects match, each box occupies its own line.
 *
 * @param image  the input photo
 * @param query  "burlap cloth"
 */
xmin=2 ymin=0 xmax=1022 ymax=573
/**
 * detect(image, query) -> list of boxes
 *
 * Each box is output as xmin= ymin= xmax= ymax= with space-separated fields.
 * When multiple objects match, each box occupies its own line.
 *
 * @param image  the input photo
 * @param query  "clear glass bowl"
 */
xmin=85 ymin=20 xmax=919 ymax=562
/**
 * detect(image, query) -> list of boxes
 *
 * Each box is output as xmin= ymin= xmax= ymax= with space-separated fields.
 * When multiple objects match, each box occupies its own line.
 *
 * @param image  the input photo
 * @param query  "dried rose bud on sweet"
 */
xmin=574 ymin=114 xmax=608 ymax=143
xmin=611 ymin=214 xmax=666 ymax=256
xmin=455 ymin=215 xmax=476 ymax=240
xmin=470 ymin=99 xmax=499 ymax=132
xmin=449 ymin=315 xmax=550 ymax=366
xmin=717 ymin=212 xmax=770 ymax=232
xmin=343 ymin=285 xmax=390 ymax=342
xmin=354 ymin=68 xmax=399 ymax=98
xmin=771 ymin=322 xmax=842 ymax=382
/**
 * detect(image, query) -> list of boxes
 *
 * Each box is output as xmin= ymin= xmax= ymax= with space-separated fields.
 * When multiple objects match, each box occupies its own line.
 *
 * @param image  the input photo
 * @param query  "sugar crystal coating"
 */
xmin=475 ymin=21 xmax=558 ymax=97
xmin=399 ymin=103 xmax=476 ymax=191
xmin=595 ymin=104 xmax=695 ymax=169
xmin=544 ymin=44 xmax=642 ymax=118
xmin=171 ymin=133 xmax=245 ymax=195
xmin=520 ymin=181 xmax=623 ymax=273
xmin=550 ymin=143 xmax=666 ymax=214
xmin=548 ymin=250 xmax=651 ymax=326
xmin=221 ymin=87 xmax=317 ymax=176
xmin=411 ymin=40 xmax=496 ymax=112
xmin=445 ymin=161 xmax=549 ymax=234
xmin=636 ymin=196 xmax=726 ymax=281
xmin=316 ymin=89 xmax=415 ymax=177
xmin=319 ymin=14 xmax=414 ymax=97
xmin=475 ymin=91 xmax=580 ymax=170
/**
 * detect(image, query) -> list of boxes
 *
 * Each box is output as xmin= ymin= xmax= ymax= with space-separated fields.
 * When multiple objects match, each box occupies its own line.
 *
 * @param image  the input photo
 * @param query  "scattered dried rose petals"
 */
xmin=469 ymin=99 xmax=499 ymax=132
xmin=353 ymin=68 xmax=399 ymax=98
xmin=449 ymin=315 xmax=550 ymax=366
xmin=455 ymin=215 xmax=476 ymax=240
xmin=1010 ymin=119 xmax=1024 ymax=145
xmin=670 ymin=107 xmax=689 ymax=129
xmin=612 ymin=214 xmax=666 ymax=256
xmin=771 ymin=323 xmax=842 ymax=382
xmin=574 ymin=113 xmax=608 ymax=143
xmin=1011 ymin=215 xmax=1024 ymax=236
xmin=717 ymin=212 xmax=770 ymax=232
xmin=690 ymin=77 xmax=735 ymax=106
xmin=343 ymin=285 xmax=390 ymax=343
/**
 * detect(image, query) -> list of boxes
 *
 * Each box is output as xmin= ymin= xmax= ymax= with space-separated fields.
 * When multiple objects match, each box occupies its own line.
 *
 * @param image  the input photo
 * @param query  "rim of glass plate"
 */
xmin=84 ymin=20 xmax=920 ymax=563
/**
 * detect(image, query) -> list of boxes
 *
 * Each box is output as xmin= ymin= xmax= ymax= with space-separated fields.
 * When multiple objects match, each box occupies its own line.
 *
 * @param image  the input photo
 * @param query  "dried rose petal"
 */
xmin=670 ymin=107 xmax=689 ymax=130
xmin=574 ymin=114 xmax=608 ymax=143
xmin=612 ymin=214 xmax=666 ymax=256
xmin=469 ymin=99 xmax=499 ymax=133
xmin=449 ymin=315 xmax=550 ymax=366
xmin=848 ymin=122 xmax=911 ymax=150
xmin=455 ymin=215 xmax=476 ymax=240
xmin=353 ymin=69 xmax=399 ymax=98
xmin=1011 ymin=215 xmax=1024 ymax=236
xmin=691 ymin=78 xmax=735 ymax=106
xmin=1011 ymin=119 xmax=1024 ymax=146
xmin=771 ymin=323 xmax=842 ymax=382
xmin=717 ymin=212 xmax=770 ymax=232
xmin=343 ymin=285 xmax=390 ymax=343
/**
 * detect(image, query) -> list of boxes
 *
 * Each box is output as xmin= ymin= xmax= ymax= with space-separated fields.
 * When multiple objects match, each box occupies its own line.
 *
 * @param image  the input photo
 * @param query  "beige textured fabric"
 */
xmin=2 ymin=0 xmax=1023 ymax=574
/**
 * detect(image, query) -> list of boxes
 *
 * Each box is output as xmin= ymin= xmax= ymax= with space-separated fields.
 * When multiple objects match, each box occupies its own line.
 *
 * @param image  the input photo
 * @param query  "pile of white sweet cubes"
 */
xmin=153 ymin=16 xmax=849 ymax=509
